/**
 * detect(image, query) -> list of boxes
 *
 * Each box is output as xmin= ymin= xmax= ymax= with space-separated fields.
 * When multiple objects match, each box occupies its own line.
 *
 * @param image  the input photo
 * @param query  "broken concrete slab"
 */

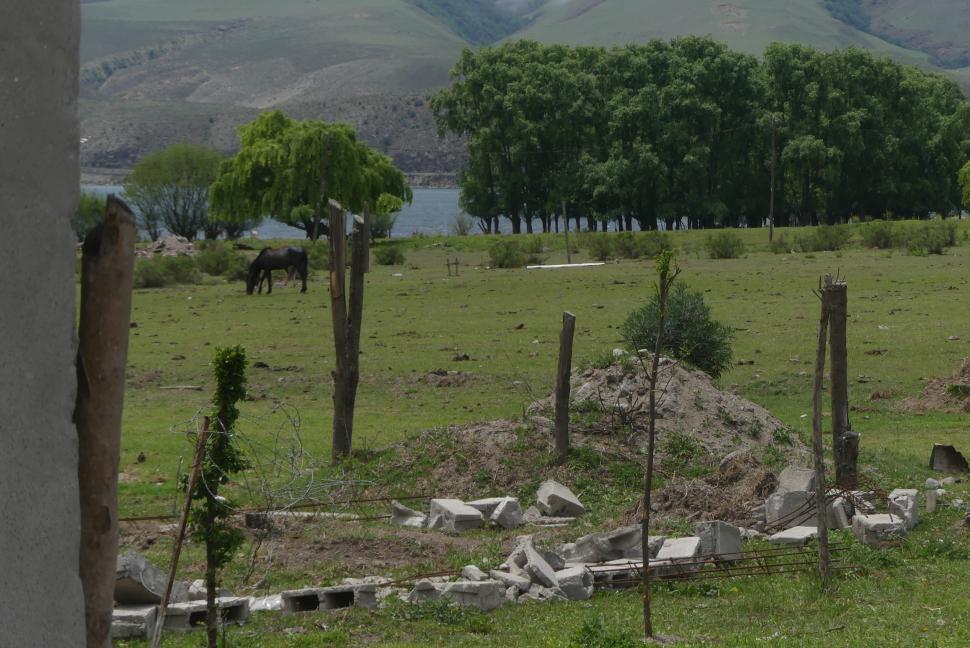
xmin=164 ymin=597 xmax=250 ymax=632
xmin=765 ymin=491 xmax=815 ymax=529
xmin=391 ymin=500 xmax=427 ymax=528
xmin=461 ymin=565 xmax=488 ymax=582
xmin=775 ymin=467 xmax=817 ymax=494
xmin=768 ymin=526 xmax=817 ymax=546
xmin=466 ymin=497 xmax=506 ymax=518
xmin=439 ymin=580 xmax=504 ymax=612
xmin=489 ymin=570 xmax=532 ymax=593
xmin=888 ymin=488 xmax=919 ymax=529
xmin=407 ymin=580 xmax=442 ymax=604
xmin=188 ymin=579 xmax=230 ymax=601
xmin=827 ymin=497 xmax=852 ymax=530
xmin=115 ymin=551 xmax=188 ymax=605
xmin=554 ymin=567 xmax=593 ymax=601
xmin=111 ymin=605 xmax=157 ymax=640
xmin=848 ymin=490 xmax=877 ymax=514
xmin=525 ymin=543 xmax=559 ymax=588
xmin=490 ymin=497 xmax=524 ymax=529
xmin=930 ymin=444 xmax=969 ymax=473
xmin=504 ymin=585 xmax=518 ymax=604
xmin=695 ymin=521 xmax=742 ymax=558
xmin=852 ymin=513 xmax=907 ymax=546
xmin=523 ymin=506 xmax=542 ymax=523
xmin=522 ymin=583 xmax=568 ymax=603
xmin=559 ymin=525 xmax=660 ymax=563
xmin=249 ymin=594 xmax=283 ymax=612
xmin=427 ymin=499 xmax=484 ymax=532
xmin=655 ymin=537 xmax=701 ymax=563
xmin=536 ymin=480 xmax=586 ymax=517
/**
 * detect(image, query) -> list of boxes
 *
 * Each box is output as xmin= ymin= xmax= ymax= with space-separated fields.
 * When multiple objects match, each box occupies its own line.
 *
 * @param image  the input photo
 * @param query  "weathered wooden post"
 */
xmin=555 ymin=311 xmax=576 ymax=459
xmin=330 ymin=202 xmax=369 ymax=462
xmin=75 ymin=195 xmax=136 ymax=648
xmin=813 ymin=276 xmax=834 ymax=591
xmin=828 ymin=278 xmax=858 ymax=487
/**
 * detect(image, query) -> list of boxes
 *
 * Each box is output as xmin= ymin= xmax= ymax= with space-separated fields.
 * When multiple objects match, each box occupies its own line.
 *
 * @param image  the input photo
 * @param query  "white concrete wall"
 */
xmin=0 ymin=0 xmax=85 ymax=645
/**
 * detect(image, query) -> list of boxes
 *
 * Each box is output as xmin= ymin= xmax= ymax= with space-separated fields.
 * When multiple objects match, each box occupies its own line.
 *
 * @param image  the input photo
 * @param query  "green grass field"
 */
xmin=116 ymin=222 xmax=970 ymax=646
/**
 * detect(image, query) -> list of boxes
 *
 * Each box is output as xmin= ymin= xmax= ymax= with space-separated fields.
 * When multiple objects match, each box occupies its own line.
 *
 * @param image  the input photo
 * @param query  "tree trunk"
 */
xmin=76 ymin=196 xmax=136 ymax=648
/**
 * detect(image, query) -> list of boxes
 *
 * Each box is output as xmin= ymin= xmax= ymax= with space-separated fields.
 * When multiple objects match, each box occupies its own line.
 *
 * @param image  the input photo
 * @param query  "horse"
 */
xmin=246 ymin=247 xmax=308 ymax=294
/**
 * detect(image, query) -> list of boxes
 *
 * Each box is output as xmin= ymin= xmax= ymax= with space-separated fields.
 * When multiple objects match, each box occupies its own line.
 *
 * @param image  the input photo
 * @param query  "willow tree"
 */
xmin=210 ymin=111 xmax=410 ymax=461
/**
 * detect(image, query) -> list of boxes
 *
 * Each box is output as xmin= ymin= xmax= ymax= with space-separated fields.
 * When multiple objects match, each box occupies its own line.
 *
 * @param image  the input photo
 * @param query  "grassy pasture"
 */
xmin=114 ymin=222 xmax=970 ymax=646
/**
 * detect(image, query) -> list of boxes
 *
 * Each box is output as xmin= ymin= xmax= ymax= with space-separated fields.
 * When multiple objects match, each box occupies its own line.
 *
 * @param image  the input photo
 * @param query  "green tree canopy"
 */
xmin=72 ymin=191 xmax=106 ymax=242
xmin=123 ymin=143 xmax=223 ymax=240
xmin=209 ymin=111 xmax=411 ymax=240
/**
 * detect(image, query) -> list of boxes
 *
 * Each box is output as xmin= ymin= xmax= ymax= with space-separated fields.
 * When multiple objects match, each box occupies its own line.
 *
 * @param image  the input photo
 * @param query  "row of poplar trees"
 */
xmin=431 ymin=37 xmax=970 ymax=234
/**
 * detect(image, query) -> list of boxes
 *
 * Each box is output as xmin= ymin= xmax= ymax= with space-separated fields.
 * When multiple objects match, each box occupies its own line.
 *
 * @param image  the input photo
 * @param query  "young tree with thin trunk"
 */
xmin=640 ymin=250 xmax=680 ymax=641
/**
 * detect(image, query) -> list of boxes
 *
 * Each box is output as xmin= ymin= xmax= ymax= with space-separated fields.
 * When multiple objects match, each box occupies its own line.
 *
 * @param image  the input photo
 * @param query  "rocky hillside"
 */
xmin=80 ymin=0 xmax=970 ymax=182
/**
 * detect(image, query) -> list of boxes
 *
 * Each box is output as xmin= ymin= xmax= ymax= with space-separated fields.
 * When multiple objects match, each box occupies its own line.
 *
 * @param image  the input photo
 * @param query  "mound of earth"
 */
xmin=530 ymin=358 xmax=804 ymax=459
xmin=902 ymin=358 xmax=970 ymax=413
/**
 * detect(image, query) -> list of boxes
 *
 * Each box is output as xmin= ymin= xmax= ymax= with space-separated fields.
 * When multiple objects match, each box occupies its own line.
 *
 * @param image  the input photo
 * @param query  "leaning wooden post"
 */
xmin=150 ymin=418 xmax=210 ymax=648
xmin=828 ymin=279 xmax=857 ymax=487
xmin=555 ymin=311 xmax=576 ymax=459
xmin=329 ymin=203 xmax=351 ymax=462
xmin=813 ymin=277 xmax=833 ymax=591
xmin=75 ymin=195 xmax=136 ymax=648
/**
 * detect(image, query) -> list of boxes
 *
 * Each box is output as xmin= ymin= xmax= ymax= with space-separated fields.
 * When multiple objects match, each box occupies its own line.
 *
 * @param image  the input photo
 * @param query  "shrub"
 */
xmin=621 ymin=283 xmax=733 ymax=378
xmin=768 ymin=234 xmax=793 ymax=254
xmin=860 ymin=220 xmax=894 ymax=249
xmin=896 ymin=220 xmax=957 ymax=255
xmin=73 ymin=191 xmax=105 ymax=242
xmin=568 ymin=617 xmax=641 ymax=648
xmin=488 ymin=240 xmax=525 ymax=268
xmin=133 ymin=255 xmax=202 ymax=288
xmin=195 ymin=241 xmax=248 ymax=279
xmin=587 ymin=234 xmax=613 ymax=261
xmin=369 ymin=211 xmax=397 ymax=239
xmin=523 ymin=235 xmax=546 ymax=265
xmin=796 ymin=224 xmax=851 ymax=252
xmin=638 ymin=231 xmax=673 ymax=258
xmin=374 ymin=244 xmax=405 ymax=265
xmin=302 ymin=240 xmax=329 ymax=270
xmin=450 ymin=213 xmax=475 ymax=236
xmin=704 ymin=230 xmax=746 ymax=259
xmin=614 ymin=232 xmax=640 ymax=259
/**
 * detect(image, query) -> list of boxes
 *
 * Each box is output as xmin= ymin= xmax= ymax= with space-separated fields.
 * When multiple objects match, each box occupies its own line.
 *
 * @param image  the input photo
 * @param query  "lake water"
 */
xmin=82 ymin=185 xmax=466 ymax=238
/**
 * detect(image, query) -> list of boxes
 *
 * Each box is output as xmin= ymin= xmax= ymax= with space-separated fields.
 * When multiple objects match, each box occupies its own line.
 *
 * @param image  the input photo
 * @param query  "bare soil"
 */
xmin=902 ymin=357 xmax=970 ymax=413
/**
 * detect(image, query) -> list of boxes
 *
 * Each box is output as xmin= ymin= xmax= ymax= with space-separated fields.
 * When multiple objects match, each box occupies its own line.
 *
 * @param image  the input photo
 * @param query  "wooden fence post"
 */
xmin=555 ymin=312 xmax=576 ymax=459
xmin=75 ymin=195 xmax=136 ymax=648
xmin=828 ymin=279 xmax=858 ymax=487
xmin=813 ymin=277 xmax=834 ymax=591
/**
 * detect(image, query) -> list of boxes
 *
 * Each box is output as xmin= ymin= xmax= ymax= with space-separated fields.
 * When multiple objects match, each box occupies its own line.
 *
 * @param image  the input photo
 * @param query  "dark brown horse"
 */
xmin=246 ymin=247 xmax=308 ymax=294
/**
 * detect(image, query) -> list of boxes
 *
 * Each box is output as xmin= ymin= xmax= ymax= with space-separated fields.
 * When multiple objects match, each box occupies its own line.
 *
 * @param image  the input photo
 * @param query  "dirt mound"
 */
xmin=530 ymin=359 xmax=804 ymax=459
xmin=902 ymin=358 xmax=970 ymax=413
xmin=419 ymin=369 xmax=478 ymax=388
xmin=136 ymin=236 xmax=196 ymax=258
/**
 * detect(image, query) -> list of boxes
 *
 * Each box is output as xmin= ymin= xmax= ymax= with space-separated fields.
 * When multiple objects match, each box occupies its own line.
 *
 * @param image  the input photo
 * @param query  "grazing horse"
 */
xmin=246 ymin=247 xmax=308 ymax=294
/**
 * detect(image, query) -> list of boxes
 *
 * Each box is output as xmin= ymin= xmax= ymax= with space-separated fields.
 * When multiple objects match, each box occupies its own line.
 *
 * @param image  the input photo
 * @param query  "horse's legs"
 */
xmin=299 ymin=259 xmax=308 ymax=293
xmin=264 ymin=269 xmax=272 ymax=294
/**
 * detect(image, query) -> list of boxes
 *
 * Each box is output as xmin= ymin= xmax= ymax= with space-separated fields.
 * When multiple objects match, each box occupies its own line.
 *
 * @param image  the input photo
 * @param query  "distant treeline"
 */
xmin=432 ymin=38 xmax=970 ymax=234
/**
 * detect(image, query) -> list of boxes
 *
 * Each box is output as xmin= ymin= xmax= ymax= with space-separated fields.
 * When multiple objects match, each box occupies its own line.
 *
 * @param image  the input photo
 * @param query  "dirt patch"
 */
xmin=419 ymin=369 xmax=478 ymax=388
xmin=126 ymin=367 xmax=163 ymax=388
xmin=902 ymin=358 xmax=970 ymax=413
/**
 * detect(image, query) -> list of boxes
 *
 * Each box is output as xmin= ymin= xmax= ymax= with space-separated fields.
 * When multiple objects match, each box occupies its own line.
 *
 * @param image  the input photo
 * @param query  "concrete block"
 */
xmin=489 ymin=570 xmax=532 ymax=593
xmin=888 ymin=488 xmax=919 ymax=529
xmin=536 ymin=480 xmax=586 ymax=517
xmin=428 ymin=499 xmax=484 ymax=532
xmin=695 ymin=521 xmax=742 ymax=558
xmin=827 ymin=497 xmax=852 ymax=530
xmin=490 ymin=497 xmax=524 ymax=529
xmin=439 ymin=580 xmax=504 ymax=611
xmin=466 ymin=497 xmax=506 ymax=518
xmin=111 ymin=605 xmax=157 ymax=640
xmin=765 ymin=491 xmax=815 ymax=529
xmin=525 ymin=542 xmax=559 ymax=588
xmin=391 ymin=500 xmax=427 ymax=528
xmin=926 ymin=488 xmax=939 ymax=514
xmin=554 ymin=567 xmax=593 ymax=600
xmin=461 ymin=565 xmax=488 ymax=582
xmin=776 ymin=467 xmax=817 ymax=494
xmin=655 ymin=537 xmax=701 ymax=563
xmin=249 ymin=594 xmax=283 ymax=612
xmin=115 ymin=551 xmax=188 ymax=605
xmin=768 ymin=526 xmax=817 ymax=546
xmin=849 ymin=490 xmax=877 ymax=514
xmin=930 ymin=444 xmax=969 ymax=473
xmin=852 ymin=514 xmax=907 ymax=546
xmin=523 ymin=506 xmax=542 ymax=523
xmin=407 ymin=580 xmax=442 ymax=604
xmin=164 ymin=597 xmax=250 ymax=632
xmin=559 ymin=525 xmax=657 ymax=563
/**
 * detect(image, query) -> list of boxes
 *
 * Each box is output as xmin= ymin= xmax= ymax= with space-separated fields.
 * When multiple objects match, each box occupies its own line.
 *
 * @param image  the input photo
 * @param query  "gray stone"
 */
xmin=554 ymin=567 xmax=594 ymax=600
xmin=466 ymin=497 xmax=506 ymax=518
xmin=559 ymin=525 xmax=658 ymax=563
xmin=189 ymin=579 xmax=230 ymax=601
xmin=489 ymin=570 xmax=532 ymax=592
xmin=655 ymin=537 xmax=701 ymax=563
xmin=776 ymin=467 xmax=817 ymax=494
xmin=249 ymin=594 xmax=283 ymax=612
xmin=926 ymin=489 xmax=939 ymax=514
xmin=1 ymin=2 xmax=85 ymax=645
xmin=536 ymin=480 xmax=586 ymax=517
xmin=391 ymin=500 xmax=427 ymax=528
xmin=888 ymin=488 xmax=919 ymax=529
xmin=930 ymin=444 xmax=969 ymax=473
xmin=765 ymin=491 xmax=815 ymax=529
xmin=164 ymin=597 xmax=250 ymax=632
xmin=504 ymin=585 xmax=519 ymax=603
xmin=526 ymin=583 xmax=568 ymax=602
xmin=490 ymin=497 xmax=524 ymax=529
xmin=695 ymin=521 xmax=742 ymax=558
xmin=926 ymin=478 xmax=942 ymax=489
xmin=852 ymin=514 xmax=907 ymax=546
xmin=942 ymin=477 xmax=958 ymax=486
xmin=739 ymin=528 xmax=767 ymax=540
xmin=523 ymin=506 xmax=543 ymax=523
xmin=111 ymin=605 xmax=158 ymax=640
xmin=407 ymin=580 xmax=442 ymax=604
xmin=849 ymin=491 xmax=878 ymax=514
xmin=439 ymin=580 xmax=504 ymax=612
xmin=461 ymin=565 xmax=488 ymax=582
xmin=827 ymin=497 xmax=852 ymax=530
xmin=428 ymin=499 xmax=484 ymax=532
xmin=116 ymin=551 xmax=189 ymax=605
xmin=525 ymin=543 xmax=559 ymax=588
xmin=768 ymin=526 xmax=818 ymax=546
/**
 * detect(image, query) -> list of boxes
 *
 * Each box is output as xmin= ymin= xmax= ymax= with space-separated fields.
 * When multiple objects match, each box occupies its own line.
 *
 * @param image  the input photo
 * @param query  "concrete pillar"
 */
xmin=0 ymin=1 xmax=85 ymax=646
